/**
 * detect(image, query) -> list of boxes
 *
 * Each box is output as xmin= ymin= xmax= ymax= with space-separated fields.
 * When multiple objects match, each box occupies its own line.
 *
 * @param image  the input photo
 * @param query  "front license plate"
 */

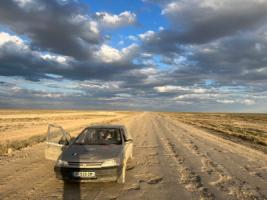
xmin=73 ymin=171 xmax=96 ymax=178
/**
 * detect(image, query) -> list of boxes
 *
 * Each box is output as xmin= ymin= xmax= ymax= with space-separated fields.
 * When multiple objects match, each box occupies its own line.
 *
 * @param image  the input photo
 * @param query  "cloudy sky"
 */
xmin=0 ymin=0 xmax=266 ymax=112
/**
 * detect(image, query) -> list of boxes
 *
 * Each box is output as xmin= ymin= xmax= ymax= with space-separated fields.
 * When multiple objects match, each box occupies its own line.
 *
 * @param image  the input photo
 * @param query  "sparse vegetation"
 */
xmin=0 ymin=110 xmax=131 ymax=155
xmin=0 ymin=134 xmax=46 ymax=155
xmin=164 ymin=113 xmax=267 ymax=147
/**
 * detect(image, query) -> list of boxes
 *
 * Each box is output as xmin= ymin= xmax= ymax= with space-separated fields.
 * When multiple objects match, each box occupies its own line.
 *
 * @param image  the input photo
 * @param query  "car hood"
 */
xmin=60 ymin=144 xmax=123 ymax=163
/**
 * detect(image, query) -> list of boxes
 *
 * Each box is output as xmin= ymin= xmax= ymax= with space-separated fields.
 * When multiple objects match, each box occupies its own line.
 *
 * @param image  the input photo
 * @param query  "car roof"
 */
xmin=86 ymin=124 xmax=126 ymax=129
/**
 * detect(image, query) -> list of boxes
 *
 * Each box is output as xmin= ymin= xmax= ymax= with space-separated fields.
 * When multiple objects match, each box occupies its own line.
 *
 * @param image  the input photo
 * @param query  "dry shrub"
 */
xmin=0 ymin=135 xmax=46 ymax=155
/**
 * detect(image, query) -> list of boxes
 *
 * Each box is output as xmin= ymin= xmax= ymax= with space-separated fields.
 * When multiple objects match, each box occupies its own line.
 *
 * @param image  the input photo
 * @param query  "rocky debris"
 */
xmin=146 ymin=176 xmax=163 ymax=184
xmin=125 ymin=183 xmax=141 ymax=191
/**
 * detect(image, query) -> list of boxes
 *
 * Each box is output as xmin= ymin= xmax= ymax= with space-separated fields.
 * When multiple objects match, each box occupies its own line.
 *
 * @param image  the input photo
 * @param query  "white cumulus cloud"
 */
xmin=96 ymin=11 xmax=136 ymax=28
xmin=139 ymin=30 xmax=155 ymax=41
xmin=94 ymin=43 xmax=139 ymax=63
xmin=0 ymin=32 xmax=25 ymax=47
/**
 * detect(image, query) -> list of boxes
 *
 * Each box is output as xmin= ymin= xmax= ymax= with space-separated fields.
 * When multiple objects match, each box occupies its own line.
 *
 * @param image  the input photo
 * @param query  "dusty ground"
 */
xmin=164 ymin=112 xmax=267 ymax=153
xmin=0 ymin=110 xmax=130 ymax=142
xmin=0 ymin=110 xmax=132 ymax=154
xmin=0 ymin=111 xmax=267 ymax=200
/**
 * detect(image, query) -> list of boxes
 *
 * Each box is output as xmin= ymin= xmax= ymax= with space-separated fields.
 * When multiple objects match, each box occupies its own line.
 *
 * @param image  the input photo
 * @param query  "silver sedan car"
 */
xmin=45 ymin=124 xmax=133 ymax=183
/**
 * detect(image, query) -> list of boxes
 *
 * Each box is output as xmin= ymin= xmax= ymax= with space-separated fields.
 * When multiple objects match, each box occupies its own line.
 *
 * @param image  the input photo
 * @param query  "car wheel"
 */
xmin=117 ymin=163 xmax=126 ymax=184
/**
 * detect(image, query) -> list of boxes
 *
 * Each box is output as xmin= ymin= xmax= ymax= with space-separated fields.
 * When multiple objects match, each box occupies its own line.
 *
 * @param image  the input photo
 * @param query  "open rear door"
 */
xmin=45 ymin=124 xmax=70 ymax=161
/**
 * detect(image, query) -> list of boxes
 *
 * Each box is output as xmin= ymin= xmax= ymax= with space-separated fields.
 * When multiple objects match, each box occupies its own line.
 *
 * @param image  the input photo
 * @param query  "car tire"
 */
xmin=117 ymin=163 xmax=126 ymax=184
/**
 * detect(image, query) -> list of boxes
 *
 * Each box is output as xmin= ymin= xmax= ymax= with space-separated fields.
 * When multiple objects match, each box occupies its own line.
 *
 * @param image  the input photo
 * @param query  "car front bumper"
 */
xmin=54 ymin=166 xmax=121 ymax=182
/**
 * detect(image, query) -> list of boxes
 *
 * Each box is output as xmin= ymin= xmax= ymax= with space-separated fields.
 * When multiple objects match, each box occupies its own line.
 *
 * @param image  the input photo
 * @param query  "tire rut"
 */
xmin=155 ymin=113 xmax=267 ymax=200
xmin=151 ymin=116 xmax=216 ymax=200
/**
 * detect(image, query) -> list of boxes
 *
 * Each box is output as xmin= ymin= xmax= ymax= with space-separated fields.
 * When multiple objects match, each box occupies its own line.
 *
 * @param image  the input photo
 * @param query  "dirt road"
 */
xmin=0 ymin=112 xmax=266 ymax=200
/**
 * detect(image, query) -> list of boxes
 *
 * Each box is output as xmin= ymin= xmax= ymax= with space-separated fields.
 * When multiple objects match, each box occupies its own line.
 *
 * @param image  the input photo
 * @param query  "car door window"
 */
xmin=47 ymin=124 xmax=70 ymax=145
xmin=45 ymin=124 xmax=70 ymax=161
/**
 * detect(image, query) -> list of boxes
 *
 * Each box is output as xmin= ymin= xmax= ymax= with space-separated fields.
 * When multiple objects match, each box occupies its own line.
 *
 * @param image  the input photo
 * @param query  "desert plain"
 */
xmin=0 ymin=110 xmax=266 ymax=200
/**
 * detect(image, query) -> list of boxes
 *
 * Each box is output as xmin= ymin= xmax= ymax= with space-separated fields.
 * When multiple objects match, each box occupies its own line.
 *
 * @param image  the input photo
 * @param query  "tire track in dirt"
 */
xmin=156 ymin=113 xmax=267 ymax=200
xmin=150 ymin=115 xmax=217 ymax=200
xmin=131 ymin=113 xmax=193 ymax=200
xmin=104 ymin=112 xmax=191 ymax=200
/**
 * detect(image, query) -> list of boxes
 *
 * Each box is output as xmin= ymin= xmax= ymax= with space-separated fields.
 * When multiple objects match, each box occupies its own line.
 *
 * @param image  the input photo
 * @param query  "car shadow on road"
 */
xmin=60 ymin=143 xmax=82 ymax=200
xmin=63 ymin=181 xmax=81 ymax=200
xmin=62 ymin=178 xmax=124 ymax=200
xmin=60 ymin=145 xmax=115 ymax=200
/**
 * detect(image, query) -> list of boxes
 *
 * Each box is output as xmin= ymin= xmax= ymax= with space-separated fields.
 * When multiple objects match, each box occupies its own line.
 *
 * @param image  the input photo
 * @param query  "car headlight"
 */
xmin=101 ymin=159 xmax=120 ymax=167
xmin=56 ymin=159 xmax=69 ymax=167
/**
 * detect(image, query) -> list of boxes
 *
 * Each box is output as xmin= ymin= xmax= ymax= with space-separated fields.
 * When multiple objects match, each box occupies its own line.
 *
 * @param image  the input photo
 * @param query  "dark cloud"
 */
xmin=186 ymin=33 xmax=267 ymax=84
xmin=140 ymin=0 xmax=267 ymax=56
xmin=0 ymin=41 xmax=144 ymax=81
xmin=145 ymin=0 xmax=267 ymax=44
xmin=138 ymin=0 xmax=267 ymax=88
xmin=0 ymin=0 xmax=145 ymax=82
xmin=0 ymin=0 xmax=101 ymax=59
xmin=140 ymin=30 xmax=182 ymax=56
xmin=0 ymin=0 xmax=267 ymax=111
xmin=0 ymin=42 xmax=52 ymax=81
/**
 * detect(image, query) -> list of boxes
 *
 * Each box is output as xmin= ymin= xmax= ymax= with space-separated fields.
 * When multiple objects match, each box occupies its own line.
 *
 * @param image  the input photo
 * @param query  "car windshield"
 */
xmin=74 ymin=128 xmax=122 ymax=145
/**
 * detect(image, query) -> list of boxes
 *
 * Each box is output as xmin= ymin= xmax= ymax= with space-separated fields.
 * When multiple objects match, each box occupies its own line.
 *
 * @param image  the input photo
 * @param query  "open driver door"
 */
xmin=45 ymin=124 xmax=70 ymax=161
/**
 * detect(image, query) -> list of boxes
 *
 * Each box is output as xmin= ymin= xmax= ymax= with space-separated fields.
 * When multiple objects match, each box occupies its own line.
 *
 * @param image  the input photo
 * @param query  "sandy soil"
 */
xmin=0 ymin=112 xmax=267 ymax=200
xmin=0 ymin=110 xmax=130 ymax=142
xmin=164 ymin=112 xmax=267 ymax=153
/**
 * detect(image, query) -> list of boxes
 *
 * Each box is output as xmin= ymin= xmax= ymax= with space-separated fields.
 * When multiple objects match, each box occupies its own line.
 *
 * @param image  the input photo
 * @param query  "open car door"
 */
xmin=45 ymin=124 xmax=70 ymax=161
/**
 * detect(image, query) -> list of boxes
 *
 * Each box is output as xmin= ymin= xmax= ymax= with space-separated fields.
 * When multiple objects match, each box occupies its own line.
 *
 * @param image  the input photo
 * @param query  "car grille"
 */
xmin=68 ymin=161 xmax=102 ymax=168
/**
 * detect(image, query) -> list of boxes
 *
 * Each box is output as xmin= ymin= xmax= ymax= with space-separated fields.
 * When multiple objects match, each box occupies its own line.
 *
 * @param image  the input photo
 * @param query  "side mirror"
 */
xmin=59 ymin=139 xmax=69 ymax=145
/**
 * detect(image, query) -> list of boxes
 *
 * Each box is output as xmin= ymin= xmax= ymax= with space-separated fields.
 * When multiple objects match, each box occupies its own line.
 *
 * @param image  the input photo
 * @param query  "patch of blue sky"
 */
xmin=0 ymin=76 xmax=82 ymax=94
xmin=0 ymin=76 xmax=18 ymax=84
xmin=105 ymin=26 xmax=142 ymax=49
xmin=204 ymin=79 xmax=215 ymax=86
xmin=45 ymin=73 xmax=63 ymax=79
xmin=0 ymin=25 xmax=31 ymax=44
xmin=133 ymin=54 xmax=172 ymax=71
xmin=218 ymin=85 xmax=247 ymax=93
xmin=153 ymin=55 xmax=172 ymax=70
xmin=85 ymin=0 xmax=168 ymax=49
xmin=25 ymin=80 xmax=83 ymax=94
xmin=0 ymin=25 xmax=12 ymax=33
